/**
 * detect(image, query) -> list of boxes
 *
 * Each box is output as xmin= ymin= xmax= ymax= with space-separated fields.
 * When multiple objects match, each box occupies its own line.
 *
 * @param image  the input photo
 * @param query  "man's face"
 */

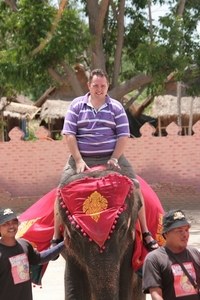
xmin=165 ymin=225 xmax=190 ymax=252
xmin=87 ymin=75 xmax=109 ymax=102
xmin=0 ymin=218 xmax=19 ymax=238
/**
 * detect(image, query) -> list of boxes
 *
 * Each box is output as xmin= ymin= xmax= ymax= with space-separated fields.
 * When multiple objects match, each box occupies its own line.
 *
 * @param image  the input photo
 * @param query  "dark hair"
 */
xmin=89 ymin=69 xmax=109 ymax=83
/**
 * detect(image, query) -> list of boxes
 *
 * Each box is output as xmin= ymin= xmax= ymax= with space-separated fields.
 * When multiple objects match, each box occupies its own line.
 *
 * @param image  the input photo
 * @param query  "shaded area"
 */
xmin=126 ymin=109 xmax=158 ymax=137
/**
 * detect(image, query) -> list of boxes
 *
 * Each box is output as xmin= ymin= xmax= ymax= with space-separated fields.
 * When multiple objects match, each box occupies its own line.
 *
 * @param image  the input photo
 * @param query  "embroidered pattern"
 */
xmin=174 ymin=211 xmax=185 ymax=220
xmin=3 ymin=208 xmax=14 ymax=215
xmin=83 ymin=191 xmax=108 ymax=222
xmin=16 ymin=218 xmax=39 ymax=238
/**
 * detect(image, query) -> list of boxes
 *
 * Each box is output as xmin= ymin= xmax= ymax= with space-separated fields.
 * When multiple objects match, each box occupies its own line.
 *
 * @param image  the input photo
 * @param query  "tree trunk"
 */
xmin=87 ymin=0 xmax=109 ymax=70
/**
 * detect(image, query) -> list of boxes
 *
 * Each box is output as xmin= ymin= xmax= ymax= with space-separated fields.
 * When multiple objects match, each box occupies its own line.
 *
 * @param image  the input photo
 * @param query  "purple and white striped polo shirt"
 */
xmin=62 ymin=93 xmax=130 ymax=156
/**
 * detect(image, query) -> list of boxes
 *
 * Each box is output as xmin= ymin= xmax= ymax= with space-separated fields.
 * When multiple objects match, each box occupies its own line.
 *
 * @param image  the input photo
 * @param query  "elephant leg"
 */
xmin=132 ymin=274 xmax=146 ymax=300
xmin=64 ymin=256 xmax=91 ymax=300
xmin=119 ymin=242 xmax=144 ymax=300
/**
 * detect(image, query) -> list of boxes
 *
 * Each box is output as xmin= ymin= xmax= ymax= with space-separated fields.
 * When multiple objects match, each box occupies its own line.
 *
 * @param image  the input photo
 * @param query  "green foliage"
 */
xmin=24 ymin=130 xmax=37 ymax=141
xmin=55 ymin=133 xmax=62 ymax=140
xmin=0 ymin=119 xmax=7 ymax=134
xmin=1 ymin=0 xmax=200 ymax=99
xmin=0 ymin=0 xmax=90 ymax=97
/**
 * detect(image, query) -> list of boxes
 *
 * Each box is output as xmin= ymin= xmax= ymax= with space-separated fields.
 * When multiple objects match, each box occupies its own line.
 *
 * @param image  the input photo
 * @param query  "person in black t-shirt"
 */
xmin=142 ymin=209 xmax=200 ymax=300
xmin=0 ymin=208 xmax=65 ymax=300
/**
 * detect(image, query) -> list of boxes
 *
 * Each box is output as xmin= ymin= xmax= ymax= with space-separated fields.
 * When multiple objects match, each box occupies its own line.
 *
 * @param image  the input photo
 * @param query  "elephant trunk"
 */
xmin=86 ymin=257 xmax=120 ymax=300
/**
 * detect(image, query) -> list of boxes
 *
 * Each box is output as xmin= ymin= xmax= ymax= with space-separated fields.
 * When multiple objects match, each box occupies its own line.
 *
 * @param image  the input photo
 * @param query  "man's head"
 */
xmin=88 ymin=69 xmax=109 ymax=84
xmin=87 ymin=69 xmax=109 ymax=102
xmin=162 ymin=209 xmax=191 ymax=252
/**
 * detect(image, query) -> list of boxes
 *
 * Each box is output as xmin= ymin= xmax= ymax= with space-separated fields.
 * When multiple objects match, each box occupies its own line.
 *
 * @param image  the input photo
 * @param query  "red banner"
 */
xmin=132 ymin=175 xmax=165 ymax=272
xmin=16 ymin=188 xmax=57 ymax=286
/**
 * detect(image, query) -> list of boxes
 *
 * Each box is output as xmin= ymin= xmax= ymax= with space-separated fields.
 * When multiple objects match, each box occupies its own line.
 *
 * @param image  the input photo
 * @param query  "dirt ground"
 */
xmin=32 ymin=209 xmax=200 ymax=300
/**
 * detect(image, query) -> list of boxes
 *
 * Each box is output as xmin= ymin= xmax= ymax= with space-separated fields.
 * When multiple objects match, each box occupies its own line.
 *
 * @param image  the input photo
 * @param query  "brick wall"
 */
xmin=0 ymin=187 xmax=38 ymax=214
xmin=1 ymin=122 xmax=200 ymax=212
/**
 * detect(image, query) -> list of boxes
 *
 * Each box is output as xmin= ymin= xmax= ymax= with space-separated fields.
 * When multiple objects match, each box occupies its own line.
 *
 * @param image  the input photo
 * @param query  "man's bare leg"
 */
xmin=136 ymin=188 xmax=158 ymax=251
xmin=51 ymin=197 xmax=63 ymax=245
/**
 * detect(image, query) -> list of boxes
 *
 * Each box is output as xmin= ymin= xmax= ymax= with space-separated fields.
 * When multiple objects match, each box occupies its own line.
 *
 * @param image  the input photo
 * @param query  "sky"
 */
xmin=148 ymin=4 xmax=200 ymax=34
xmin=51 ymin=1 xmax=200 ymax=35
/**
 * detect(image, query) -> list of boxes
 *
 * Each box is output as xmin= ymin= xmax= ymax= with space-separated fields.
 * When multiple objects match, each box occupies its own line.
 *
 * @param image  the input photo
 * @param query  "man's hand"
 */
xmin=107 ymin=158 xmax=121 ymax=169
xmin=75 ymin=159 xmax=90 ymax=173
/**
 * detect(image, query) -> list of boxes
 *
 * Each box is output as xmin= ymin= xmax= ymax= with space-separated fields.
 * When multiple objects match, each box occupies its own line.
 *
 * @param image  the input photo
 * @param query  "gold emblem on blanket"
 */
xmin=83 ymin=191 xmax=108 ymax=222
xmin=16 ymin=218 xmax=40 ymax=238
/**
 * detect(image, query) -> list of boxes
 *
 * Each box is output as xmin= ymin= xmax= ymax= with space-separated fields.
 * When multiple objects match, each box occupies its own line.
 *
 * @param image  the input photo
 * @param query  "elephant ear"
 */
xmin=58 ymin=172 xmax=133 ymax=249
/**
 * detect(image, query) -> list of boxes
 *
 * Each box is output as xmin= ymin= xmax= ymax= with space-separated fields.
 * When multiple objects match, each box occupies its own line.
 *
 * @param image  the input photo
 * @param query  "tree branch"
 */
xmin=29 ymin=0 xmax=68 ymax=56
xmin=87 ymin=0 xmax=109 ymax=69
xmin=48 ymin=64 xmax=84 ymax=97
xmin=177 ymin=0 xmax=186 ymax=16
xmin=48 ymin=67 xmax=68 ymax=83
xmin=124 ymin=86 xmax=146 ymax=110
xmin=108 ymin=73 xmax=153 ymax=101
xmin=4 ymin=0 xmax=18 ymax=12
xmin=61 ymin=62 xmax=84 ymax=96
xmin=111 ymin=0 xmax=125 ymax=87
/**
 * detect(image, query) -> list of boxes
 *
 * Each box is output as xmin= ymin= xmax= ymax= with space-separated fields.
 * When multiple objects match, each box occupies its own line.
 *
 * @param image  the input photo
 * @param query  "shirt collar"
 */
xmin=83 ymin=92 xmax=111 ymax=105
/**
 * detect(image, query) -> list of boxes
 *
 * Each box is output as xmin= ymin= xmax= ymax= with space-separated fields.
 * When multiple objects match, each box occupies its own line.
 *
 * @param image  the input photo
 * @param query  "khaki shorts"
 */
xmin=59 ymin=154 xmax=138 ymax=188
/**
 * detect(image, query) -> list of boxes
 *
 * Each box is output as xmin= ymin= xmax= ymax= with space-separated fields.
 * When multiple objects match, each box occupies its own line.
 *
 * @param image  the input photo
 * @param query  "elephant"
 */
xmin=56 ymin=165 xmax=146 ymax=300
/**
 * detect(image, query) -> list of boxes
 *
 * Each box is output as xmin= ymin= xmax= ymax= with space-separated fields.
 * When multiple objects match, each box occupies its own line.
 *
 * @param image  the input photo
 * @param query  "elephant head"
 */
xmin=57 ymin=166 xmax=145 ymax=300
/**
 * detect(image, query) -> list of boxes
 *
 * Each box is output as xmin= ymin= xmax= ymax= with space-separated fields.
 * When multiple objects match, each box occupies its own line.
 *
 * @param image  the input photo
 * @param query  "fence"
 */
xmin=0 ymin=122 xmax=200 ymax=212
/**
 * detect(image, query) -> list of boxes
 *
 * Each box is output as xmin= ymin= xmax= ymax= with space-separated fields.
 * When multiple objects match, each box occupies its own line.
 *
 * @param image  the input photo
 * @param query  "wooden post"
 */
xmin=177 ymin=82 xmax=182 ymax=134
xmin=188 ymin=97 xmax=194 ymax=135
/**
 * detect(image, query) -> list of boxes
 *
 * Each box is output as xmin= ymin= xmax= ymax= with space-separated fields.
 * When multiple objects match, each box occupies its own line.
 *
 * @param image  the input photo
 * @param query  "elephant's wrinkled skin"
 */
xmin=58 ymin=168 xmax=145 ymax=300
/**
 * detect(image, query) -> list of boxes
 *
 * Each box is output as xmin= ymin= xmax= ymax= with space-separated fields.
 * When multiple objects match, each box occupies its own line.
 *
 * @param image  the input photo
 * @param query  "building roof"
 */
xmin=152 ymin=95 xmax=200 ymax=117
xmin=40 ymin=99 xmax=71 ymax=119
xmin=0 ymin=98 xmax=40 ymax=120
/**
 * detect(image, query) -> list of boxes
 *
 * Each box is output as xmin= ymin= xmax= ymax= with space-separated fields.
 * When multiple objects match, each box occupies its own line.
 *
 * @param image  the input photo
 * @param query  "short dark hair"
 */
xmin=89 ymin=69 xmax=109 ymax=83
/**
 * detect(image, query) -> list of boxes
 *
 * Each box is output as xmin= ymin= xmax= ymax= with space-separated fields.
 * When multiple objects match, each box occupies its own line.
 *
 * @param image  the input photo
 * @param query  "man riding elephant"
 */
xmin=51 ymin=68 xmax=158 ymax=252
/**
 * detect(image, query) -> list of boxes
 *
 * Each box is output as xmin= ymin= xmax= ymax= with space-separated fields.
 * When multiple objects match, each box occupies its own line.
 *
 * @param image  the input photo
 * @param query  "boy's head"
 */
xmin=0 ymin=208 xmax=18 ymax=225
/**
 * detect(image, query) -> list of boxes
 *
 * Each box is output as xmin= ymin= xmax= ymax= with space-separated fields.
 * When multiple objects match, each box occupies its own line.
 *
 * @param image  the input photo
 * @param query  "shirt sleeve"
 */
xmin=26 ymin=240 xmax=65 ymax=265
xmin=142 ymin=253 xmax=163 ymax=294
xmin=112 ymin=102 xmax=130 ymax=137
xmin=39 ymin=241 xmax=65 ymax=264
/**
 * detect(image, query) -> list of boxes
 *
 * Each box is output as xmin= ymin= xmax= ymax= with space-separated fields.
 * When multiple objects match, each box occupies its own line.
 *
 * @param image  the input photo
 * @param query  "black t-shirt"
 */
xmin=0 ymin=238 xmax=41 ymax=300
xmin=142 ymin=246 xmax=200 ymax=300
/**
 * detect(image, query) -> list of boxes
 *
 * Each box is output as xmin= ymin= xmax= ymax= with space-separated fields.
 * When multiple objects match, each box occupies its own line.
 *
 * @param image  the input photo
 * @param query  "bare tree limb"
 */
xmin=48 ymin=67 xmax=69 ymax=83
xmin=61 ymin=62 xmax=84 ymax=96
xmin=148 ymin=0 xmax=153 ymax=44
xmin=87 ymin=0 xmax=109 ymax=69
xmin=177 ymin=0 xmax=187 ymax=16
xmin=108 ymin=73 xmax=153 ymax=100
xmin=124 ymin=86 xmax=147 ymax=110
xmin=110 ymin=0 xmax=125 ymax=88
xmin=48 ymin=65 xmax=83 ymax=97
xmin=4 ymin=0 xmax=18 ymax=12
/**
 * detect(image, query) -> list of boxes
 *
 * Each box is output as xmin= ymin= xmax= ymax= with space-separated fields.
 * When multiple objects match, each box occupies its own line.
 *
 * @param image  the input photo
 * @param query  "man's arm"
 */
xmin=107 ymin=136 xmax=128 ymax=167
xmin=111 ymin=136 xmax=128 ymax=160
xmin=149 ymin=287 xmax=163 ymax=300
xmin=65 ymin=134 xmax=90 ymax=173
xmin=39 ymin=241 xmax=65 ymax=264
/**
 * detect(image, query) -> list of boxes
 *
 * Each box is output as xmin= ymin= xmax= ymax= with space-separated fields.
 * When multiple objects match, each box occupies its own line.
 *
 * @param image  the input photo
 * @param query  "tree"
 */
xmin=1 ymin=0 xmax=200 ymax=105
xmin=0 ymin=0 xmax=90 ymax=98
